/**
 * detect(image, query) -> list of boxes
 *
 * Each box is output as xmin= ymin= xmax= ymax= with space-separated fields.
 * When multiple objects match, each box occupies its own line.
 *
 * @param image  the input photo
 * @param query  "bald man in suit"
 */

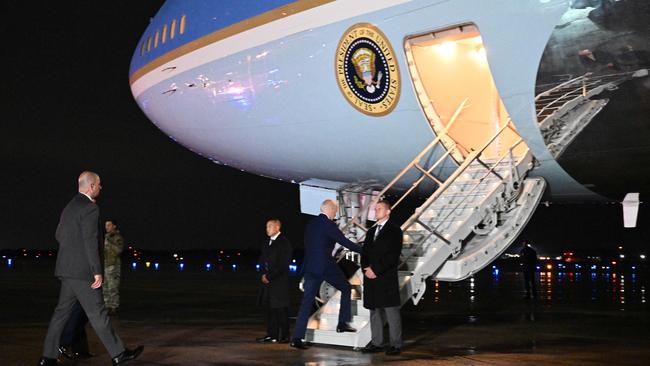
xmin=38 ymin=172 xmax=143 ymax=366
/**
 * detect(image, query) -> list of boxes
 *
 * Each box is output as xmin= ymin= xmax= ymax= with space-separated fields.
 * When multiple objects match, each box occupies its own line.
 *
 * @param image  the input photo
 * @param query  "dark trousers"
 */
xmin=370 ymin=306 xmax=402 ymax=348
xmin=523 ymin=270 xmax=537 ymax=297
xmin=60 ymin=301 xmax=89 ymax=353
xmin=42 ymin=278 xmax=124 ymax=359
xmin=265 ymin=306 xmax=289 ymax=339
xmin=293 ymin=269 xmax=351 ymax=340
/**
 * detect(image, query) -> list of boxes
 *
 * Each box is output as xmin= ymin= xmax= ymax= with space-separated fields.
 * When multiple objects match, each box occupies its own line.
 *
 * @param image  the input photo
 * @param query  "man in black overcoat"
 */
xmin=256 ymin=219 xmax=293 ymax=343
xmin=361 ymin=200 xmax=403 ymax=355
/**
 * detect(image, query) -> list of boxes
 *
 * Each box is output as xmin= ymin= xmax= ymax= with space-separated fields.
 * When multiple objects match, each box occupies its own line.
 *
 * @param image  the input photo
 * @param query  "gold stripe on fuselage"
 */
xmin=129 ymin=0 xmax=335 ymax=86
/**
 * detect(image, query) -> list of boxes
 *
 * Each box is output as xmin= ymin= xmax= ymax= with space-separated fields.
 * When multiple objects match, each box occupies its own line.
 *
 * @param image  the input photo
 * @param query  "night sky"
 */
xmin=1 ymin=1 xmax=647 ymax=255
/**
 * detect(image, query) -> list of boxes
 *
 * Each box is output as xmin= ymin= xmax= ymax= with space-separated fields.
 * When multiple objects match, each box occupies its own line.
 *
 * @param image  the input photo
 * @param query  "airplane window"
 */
xmin=147 ymin=36 xmax=152 ymax=52
xmin=140 ymin=40 xmax=145 ymax=56
xmin=180 ymin=15 xmax=186 ymax=35
xmin=154 ymin=30 xmax=159 ymax=48
xmin=170 ymin=19 xmax=176 ymax=39
xmin=162 ymin=24 xmax=168 ymax=44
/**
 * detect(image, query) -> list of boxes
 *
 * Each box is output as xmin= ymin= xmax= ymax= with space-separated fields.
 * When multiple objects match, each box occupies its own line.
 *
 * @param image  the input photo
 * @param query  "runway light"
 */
xmin=255 ymin=264 xmax=261 ymax=271
xmin=546 ymin=264 xmax=553 ymax=270
xmin=206 ymin=263 xmax=212 ymax=271
xmin=289 ymin=264 xmax=297 ymax=272
xmin=7 ymin=258 xmax=12 ymax=268
xmin=619 ymin=254 xmax=625 ymax=259
xmin=591 ymin=265 xmax=597 ymax=270
xmin=154 ymin=262 xmax=160 ymax=270
xmin=145 ymin=262 xmax=151 ymax=268
xmin=179 ymin=262 xmax=184 ymax=271
xmin=232 ymin=264 xmax=237 ymax=271
xmin=641 ymin=254 xmax=646 ymax=260
xmin=131 ymin=262 xmax=137 ymax=270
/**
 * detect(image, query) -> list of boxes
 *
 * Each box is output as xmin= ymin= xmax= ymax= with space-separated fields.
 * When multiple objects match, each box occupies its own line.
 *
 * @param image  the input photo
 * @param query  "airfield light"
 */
xmin=255 ymin=264 xmax=261 ymax=271
xmin=641 ymin=254 xmax=646 ymax=260
xmin=154 ymin=262 xmax=160 ymax=270
xmin=546 ymin=264 xmax=552 ymax=270
xmin=206 ymin=263 xmax=211 ymax=271
xmin=145 ymin=262 xmax=151 ymax=268
xmin=619 ymin=254 xmax=625 ymax=259
xmin=618 ymin=246 xmax=623 ymax=250
xmin=612 ymin=261 xmax=617 ymax=265
xmin=179 ymin=262 xmax=185 ymax=270
xmin=131 ymin=262 xmax=137 ymax=270
xmin=232 ymin=264 xmax=237 ymax=271
xmin=7 ymin=258 xmax=12 ymax=268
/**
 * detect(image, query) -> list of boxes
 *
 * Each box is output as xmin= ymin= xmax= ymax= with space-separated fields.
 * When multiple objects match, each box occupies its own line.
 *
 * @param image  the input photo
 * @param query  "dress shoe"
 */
xmin=336 ymin=323 xmax=356 ymax=333
xmin=278 ymin=337 xmax=290 ymax=343
xmin=361 ymin=344 xmax=383 ymax=353
xmin=289 ymin=339 xmax=310 ymax=349
xmin=255 ymin=335 xmax=278 ymax=343
xmin=37 ymin=357 xmax=59 ymax=366
xmin=76 ymin=351 xmax=96 ymax=359
xmin=385 ymin=346 xmax=401 ymax=355
xmin=59 ymin=345 xmax=77 ymax=359
xmin=111 ymin=345 xmax=144 ymax=365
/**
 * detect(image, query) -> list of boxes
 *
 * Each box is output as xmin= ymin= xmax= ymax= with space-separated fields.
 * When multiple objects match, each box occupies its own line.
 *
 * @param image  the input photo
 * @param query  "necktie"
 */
xmin=374 ymin=225 xmax=382 ymax=240
xmin=269 ymin=239 xmax=273 ymax=246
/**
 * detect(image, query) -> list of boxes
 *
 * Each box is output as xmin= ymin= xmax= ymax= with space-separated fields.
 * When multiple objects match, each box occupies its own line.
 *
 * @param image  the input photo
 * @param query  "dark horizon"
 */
xmin=1 ymin=1 xmax=648 ymax=253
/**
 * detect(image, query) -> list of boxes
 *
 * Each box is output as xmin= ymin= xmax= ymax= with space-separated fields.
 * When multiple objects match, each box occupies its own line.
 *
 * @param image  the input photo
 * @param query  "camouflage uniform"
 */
xmin=103 ymin=230 xmax=124 ymax=310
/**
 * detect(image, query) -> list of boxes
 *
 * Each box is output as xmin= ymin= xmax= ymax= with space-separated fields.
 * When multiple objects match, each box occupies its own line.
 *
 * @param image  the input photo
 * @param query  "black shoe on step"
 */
xmin=336 ymin=323 xmax=356 ymax=333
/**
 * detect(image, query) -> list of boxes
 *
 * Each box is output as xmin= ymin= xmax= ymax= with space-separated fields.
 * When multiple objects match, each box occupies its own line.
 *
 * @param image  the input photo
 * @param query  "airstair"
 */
xmin=536 ymin=69 xmax=648 ymax=157
xmin=303 ymin=109 xmax=546 ymax=348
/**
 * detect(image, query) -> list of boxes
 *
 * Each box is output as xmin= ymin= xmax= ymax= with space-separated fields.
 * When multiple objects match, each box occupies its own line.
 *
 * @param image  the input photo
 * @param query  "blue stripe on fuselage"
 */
xmin=129 ymin=0 xmax=299 ymax=77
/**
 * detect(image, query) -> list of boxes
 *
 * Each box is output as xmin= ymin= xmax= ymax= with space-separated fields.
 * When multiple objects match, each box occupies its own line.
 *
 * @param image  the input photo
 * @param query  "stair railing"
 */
xmin=398 ymin=120 xmax=527 ymax=265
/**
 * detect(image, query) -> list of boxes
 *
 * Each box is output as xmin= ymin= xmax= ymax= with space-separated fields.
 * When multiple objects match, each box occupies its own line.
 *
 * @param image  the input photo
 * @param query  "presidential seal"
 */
xmin=335 ymin=23 xmax=400 ymax=116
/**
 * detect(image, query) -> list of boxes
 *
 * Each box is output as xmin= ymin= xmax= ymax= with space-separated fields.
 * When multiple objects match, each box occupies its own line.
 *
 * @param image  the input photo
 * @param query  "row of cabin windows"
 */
xmin=140 ymin=15 xmax=186 ymax=56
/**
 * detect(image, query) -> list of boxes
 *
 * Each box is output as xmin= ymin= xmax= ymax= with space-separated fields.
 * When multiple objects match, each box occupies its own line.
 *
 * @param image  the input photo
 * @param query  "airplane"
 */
xmin=129 ymin=0 xmax=650 ymax=347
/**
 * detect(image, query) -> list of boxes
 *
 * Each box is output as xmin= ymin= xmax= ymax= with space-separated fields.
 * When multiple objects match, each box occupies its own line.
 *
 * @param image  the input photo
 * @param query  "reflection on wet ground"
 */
xmin=1 ymin=261 xmax=648 ymax=365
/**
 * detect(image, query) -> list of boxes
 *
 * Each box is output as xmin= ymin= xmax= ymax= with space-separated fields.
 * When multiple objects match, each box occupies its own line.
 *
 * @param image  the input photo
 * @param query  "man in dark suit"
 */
xmin=38 ymin=171 xmax=143 ymax=366
xmin=256 ymin=218 xmax=293 ymax=343
xmin=290 ymin=199 xmax=363 ymax=349
xmin=520 ymin=239 xmax=538 ymax=299
xmin=360 ymin=200 xmax=403 ymax=355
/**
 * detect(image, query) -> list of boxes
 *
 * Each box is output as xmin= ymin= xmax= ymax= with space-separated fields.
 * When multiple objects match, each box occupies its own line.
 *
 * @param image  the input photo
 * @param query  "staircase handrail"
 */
xmin=375 ymin=99 xmax=470 ymax=211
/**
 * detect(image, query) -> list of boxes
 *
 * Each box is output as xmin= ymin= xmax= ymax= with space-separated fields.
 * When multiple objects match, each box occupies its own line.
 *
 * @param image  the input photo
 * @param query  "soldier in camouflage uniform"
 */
xmin=103 ymin=219 xmax=124 ymax=315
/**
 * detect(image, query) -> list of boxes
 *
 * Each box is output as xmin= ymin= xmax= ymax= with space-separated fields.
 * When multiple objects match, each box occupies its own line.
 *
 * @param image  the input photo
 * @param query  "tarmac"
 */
xmin=1 ymin=260 xmax=648 ymax=365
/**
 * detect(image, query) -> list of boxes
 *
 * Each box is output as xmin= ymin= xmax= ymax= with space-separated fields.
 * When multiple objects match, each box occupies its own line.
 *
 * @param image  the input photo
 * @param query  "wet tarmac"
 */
xmin=1 ymin=260 xmax=649 ymax=365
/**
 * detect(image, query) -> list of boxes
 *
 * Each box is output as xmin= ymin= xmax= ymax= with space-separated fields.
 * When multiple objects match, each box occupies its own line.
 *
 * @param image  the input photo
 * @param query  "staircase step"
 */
xmin=315 ymin=314 xmax=369 ymax=331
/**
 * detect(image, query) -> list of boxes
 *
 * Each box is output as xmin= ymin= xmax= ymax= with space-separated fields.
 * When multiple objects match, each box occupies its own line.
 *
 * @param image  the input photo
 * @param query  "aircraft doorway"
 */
xmin=405 ymin=24 xmax=525 ymax=161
